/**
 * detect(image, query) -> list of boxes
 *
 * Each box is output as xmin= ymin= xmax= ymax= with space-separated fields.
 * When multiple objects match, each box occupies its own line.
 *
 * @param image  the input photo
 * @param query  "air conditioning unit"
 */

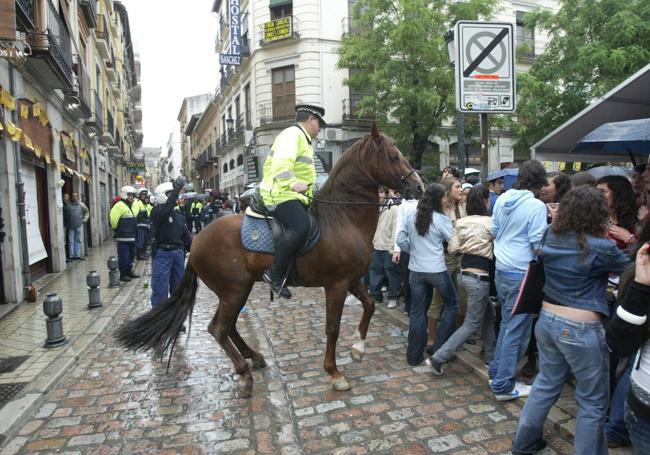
xmin=325 ymin=128 xmax=343 ymax=142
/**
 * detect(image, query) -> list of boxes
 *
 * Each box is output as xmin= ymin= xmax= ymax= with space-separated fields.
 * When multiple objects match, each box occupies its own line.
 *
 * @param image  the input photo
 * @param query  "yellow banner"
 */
xmin=263 ymin=17 xmax=292 ymax=42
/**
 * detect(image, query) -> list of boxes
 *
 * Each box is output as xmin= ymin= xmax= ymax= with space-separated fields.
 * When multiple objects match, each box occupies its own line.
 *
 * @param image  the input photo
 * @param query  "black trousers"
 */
xmin=271 ymin=200 xmax=310 ymax=283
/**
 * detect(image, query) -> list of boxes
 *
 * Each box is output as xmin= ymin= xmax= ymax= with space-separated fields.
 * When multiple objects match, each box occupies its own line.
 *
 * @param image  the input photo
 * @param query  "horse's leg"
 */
xmin=348 ymin=279 xmax=376 ymax=362
xmin=230 ymin=327 xmax=267 ymax=369
xmin=208 ymin=302 xmax=254 ymax=398
xmin=324 ymin=283 xmax=351 ymax=391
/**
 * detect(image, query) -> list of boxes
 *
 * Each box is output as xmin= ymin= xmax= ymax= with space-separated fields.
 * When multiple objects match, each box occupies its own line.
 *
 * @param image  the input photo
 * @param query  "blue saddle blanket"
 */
xmin=240 ymin=215 xmax=320 ymax=255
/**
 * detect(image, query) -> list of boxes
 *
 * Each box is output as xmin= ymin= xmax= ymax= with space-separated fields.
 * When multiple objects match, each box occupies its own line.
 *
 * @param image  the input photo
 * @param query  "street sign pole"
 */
xmin=480 ymin=113 xmax=489 ymax=180
xmin=457 ymin=112 xmax=465 ymax=176
xmin=454 ymin=21 xmax=516 ymax=180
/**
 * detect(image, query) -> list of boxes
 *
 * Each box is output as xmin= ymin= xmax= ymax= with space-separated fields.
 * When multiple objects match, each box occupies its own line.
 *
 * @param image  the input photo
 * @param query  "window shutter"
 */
xmin=0 ymin=0 xmax=17 ymax=41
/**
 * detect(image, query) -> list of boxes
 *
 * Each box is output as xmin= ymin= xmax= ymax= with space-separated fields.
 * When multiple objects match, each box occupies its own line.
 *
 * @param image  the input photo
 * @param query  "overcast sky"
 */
xmin=119 ymin=0 xmax=219 ymax=152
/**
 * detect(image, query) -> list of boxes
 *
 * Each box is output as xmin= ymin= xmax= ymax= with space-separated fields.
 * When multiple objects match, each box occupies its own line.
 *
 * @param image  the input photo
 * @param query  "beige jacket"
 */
xmin=373 ymin=203 xmax=399 ymax=254
xmin=448 ymin=215 xmax=493 ymax=260
xmin=443 ymin=202 xmax=467 ymax=271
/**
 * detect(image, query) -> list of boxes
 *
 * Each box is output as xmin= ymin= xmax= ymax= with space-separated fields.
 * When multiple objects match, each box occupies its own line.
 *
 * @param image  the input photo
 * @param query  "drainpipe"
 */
xmin=8 ymin=62 xmax=32 ymax=297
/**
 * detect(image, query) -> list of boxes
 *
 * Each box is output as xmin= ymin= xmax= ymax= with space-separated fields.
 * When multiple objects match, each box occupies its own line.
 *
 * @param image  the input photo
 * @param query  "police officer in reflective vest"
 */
xmin=260 ymin=104 xmax=326 ymax=298
xmin=134 ymin=188 xmax=151 ymax=260
xmin=109 ymin=185 xmax=141 ymax=282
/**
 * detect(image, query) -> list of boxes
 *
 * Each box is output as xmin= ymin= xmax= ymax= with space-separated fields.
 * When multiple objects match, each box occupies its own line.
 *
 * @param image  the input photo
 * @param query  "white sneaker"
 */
xmin=494 ymin=381 xmax=532 ymax=401
xmin=387 ymin=299 xmax=398 ymax=309
xmin=381 ymin=285 xmax=388 ymax=292
xmin=344 ymin=294 xmax=361 ymax=306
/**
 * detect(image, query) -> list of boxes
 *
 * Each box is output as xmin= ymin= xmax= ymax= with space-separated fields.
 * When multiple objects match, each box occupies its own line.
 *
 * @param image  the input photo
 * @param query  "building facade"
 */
xmin=0 ymin=0 xmax=142 ymax=304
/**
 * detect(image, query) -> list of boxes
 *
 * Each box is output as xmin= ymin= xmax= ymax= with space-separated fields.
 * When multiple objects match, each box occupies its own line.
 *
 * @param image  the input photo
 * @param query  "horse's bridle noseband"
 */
xmin=398 ymin=168 xmax=416 ymax=184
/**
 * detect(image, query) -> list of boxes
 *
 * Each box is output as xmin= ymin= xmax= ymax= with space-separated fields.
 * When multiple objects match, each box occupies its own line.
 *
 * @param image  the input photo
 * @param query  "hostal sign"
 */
xmin=219 ymin=0 xmax=242 ymax=66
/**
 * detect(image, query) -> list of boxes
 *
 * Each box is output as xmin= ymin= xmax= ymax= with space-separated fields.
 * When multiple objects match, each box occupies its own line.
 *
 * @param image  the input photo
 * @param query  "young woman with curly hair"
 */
xmin=597 ymin=175 xmax=639 ymax=251
xmin=396 ymin=183 xmax=459 ymax=366
xmin=512 ymin=186 xmax=630 ymax=455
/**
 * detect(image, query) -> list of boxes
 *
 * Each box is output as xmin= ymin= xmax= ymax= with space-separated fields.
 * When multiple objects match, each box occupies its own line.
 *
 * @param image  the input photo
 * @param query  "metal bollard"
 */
xmin=107 ymin=256 xmax=120 ymax=288
xmin=87 ymin=271 xmax=102 ymax=309
xmin=43 ymin=293 xmax=67 ymax=348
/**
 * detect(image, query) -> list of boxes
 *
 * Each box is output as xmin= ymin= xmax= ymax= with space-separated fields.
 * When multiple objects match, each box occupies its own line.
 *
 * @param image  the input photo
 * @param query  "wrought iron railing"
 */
xmin=46 ymin=0 xmax=73 ymax=80
xmin=258 ymin=99 xmax=295 ymax=124
xmin=16 ymin=0 xmax=35 ymax=25
xmin=106 ymin=110 xmax=114 ymax=136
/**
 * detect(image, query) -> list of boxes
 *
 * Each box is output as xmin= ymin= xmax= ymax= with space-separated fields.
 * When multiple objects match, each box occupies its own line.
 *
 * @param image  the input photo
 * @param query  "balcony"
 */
xmin=76 ymin=59 xmax=92 ymax=119
xmin=258 ymin=99 xmax=295 ymax=125
xmin=78 ymin=0 xmax=98 ymax=29
xmin=209 ymin=143 xmax=219 ymax=162
xmin=95 ymin=14 xmax=110 ymax=59
xmin=111 ymin=79 xmax=120 ymax=97
xmin=131 ymin=83 xmax=141 ymax=101
xmin=15 ymin=0 xmax=36 ymax=32
xmin=105 ymin=49 xmax=117 ymax=82
xmin=101 ymin=110 xmax=116 ymax=146
xmin=25 ymin=0 xmax=74 ymax=90
xmin=241 ymin=39 xmax=251 ymax=57
xmin=258 ymin=15 xmax=299 ymax=46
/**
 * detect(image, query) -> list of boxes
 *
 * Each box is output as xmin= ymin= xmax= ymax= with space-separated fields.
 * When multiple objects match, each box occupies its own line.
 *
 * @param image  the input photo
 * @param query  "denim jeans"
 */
xmin=489 ymin=269 xmax=532 ymax=394
xmin=607 ymin=358 xmax=633 ymax=445
xmin=626 ymin=400 xmax=650 ymax=454
xmin=407 ymin=270 xmax=458 ymax=365
xmin=67 ymin=226 xmax=82 ymax=259
xmin=369 ymin=249 xmax=401 ymax=301
xmin=137 ymin=227 xmax=147 ymax=254
xmin=513 ymin=310 xmax=609 ymax=455
xmin=432 ymin=273 xmax=496 ymax=364
xmin=151 ymin=249 xmax=185 ymax=308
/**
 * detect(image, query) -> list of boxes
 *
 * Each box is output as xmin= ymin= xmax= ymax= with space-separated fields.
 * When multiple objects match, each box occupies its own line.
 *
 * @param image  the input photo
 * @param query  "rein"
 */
xmin=307 ymin=195 xmax=400 ymax=207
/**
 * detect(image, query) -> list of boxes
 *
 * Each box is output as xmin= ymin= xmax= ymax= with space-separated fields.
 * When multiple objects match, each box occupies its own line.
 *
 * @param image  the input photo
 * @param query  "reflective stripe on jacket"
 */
xmin=260 ymin=124 xmax=316 ymax=208
xmin=109 ymin=200 xmax=137 ymax=242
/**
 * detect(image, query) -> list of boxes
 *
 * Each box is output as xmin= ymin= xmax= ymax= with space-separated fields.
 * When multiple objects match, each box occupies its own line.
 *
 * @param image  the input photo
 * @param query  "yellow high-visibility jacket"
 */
xmin=260 ymin=124 xmax=316 ymax=208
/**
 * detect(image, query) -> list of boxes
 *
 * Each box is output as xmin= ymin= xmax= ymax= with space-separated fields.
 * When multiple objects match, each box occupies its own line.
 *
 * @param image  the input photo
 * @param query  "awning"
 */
xmin=270 ymin=0 xmax=292 ymax=7
xmin=531 ymin=63 xmax=650 ymax=162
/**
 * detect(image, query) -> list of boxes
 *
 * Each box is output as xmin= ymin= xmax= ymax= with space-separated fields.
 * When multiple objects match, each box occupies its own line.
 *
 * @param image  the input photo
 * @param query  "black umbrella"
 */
xmin=574 ymin=118 xmax=650 ymax=165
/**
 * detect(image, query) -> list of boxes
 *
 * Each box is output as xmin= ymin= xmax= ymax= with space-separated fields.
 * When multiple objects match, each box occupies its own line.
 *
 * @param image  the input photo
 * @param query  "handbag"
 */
xmin=511 ymin=228 xmax=549 ymax=316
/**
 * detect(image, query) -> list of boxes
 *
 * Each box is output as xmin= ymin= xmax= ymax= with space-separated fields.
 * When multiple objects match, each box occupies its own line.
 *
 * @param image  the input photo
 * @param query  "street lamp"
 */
xmin=444 ymin=28 xmax=466 ymax=176
xmin=226 ymin=117 xmax=234 ymax=132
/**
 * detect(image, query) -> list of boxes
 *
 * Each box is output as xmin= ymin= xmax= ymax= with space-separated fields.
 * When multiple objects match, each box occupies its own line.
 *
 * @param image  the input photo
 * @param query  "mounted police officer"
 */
xmin=260 ymin=103 xmax=326 ymax=298
xmin=109 ymin=185 xmax=141 ymax=282
xmin=150 ymin=177 xmax=192 ymax=308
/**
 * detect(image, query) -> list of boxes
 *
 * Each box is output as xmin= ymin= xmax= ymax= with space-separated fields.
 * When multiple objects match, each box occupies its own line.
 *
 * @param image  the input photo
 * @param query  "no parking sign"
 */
xmin=454 ymin=21 xmax=516 ymax=113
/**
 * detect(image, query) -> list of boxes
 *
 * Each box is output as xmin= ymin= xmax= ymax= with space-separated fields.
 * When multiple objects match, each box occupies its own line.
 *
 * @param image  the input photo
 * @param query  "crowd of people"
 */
xmin=374 ymin=160 xmax=650 ymax=454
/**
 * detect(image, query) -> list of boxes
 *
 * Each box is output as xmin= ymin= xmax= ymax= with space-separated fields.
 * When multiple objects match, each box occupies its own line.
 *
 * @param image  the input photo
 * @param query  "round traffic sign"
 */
xmin=465 ymin=31 xmax=507 ymax=74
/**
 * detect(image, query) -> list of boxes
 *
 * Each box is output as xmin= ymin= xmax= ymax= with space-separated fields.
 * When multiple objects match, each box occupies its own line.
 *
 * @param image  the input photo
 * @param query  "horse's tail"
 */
xmin=115 ymin=262 xmax=199 ymax=361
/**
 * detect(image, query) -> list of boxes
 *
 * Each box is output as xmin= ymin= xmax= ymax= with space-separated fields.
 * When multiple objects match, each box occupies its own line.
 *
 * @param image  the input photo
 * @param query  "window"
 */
xmin=223 ymin=163 xmax=228 ymax=173
xmin=244 ymin=84 xmax=251 ymax=128
xmin=516 ymin=11 xmax=535 ymax=59
xmin=271 ymin=66 xmax=295 ymax=121
xmin=270 ymin=2 xmax=292 ymax=20
xmin=230 ymin=159 xmax=235 ymax=169
xmin=235 ymin=96 xmax=241 ymax=128
xmin=237 ymin=154 xmax=244 ymax=166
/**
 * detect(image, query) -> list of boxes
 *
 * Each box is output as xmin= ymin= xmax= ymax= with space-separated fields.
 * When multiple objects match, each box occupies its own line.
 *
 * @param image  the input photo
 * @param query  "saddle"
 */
xmin=240 ymin=188 xmax=320 ymax=258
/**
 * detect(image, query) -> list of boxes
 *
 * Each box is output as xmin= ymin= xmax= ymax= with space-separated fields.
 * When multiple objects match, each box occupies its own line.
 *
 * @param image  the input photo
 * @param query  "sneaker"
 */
xmin=494 ymin=381 xmax=532 ymax=401
xmin=387 ymin=299 xmax=398 ymax=309
xmin=425 ymin=357 xmax=444 ymax=376
xmin=344 ymin=294 xmax=361 ymax=306
xmin=381 ymin=285 xmax=388 ymax=292
xmin=511 ymin=438 xmax=547 ymax=455
xmin=271 ymin=283 xmax=292 ymax=299
xmin=488 ymin=378 xmax=493 ymax=386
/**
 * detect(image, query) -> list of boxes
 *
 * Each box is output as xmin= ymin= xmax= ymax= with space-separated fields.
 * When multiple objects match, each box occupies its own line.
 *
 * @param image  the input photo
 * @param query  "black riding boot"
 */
xmin=263 ymin=264 xmax=291 ymax=299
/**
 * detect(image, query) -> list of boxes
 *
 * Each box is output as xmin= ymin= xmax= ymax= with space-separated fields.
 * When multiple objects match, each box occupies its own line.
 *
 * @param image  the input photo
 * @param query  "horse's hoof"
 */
xmin=331 ymin=376 xmax=351 ymax=391
xmin=238 ymin=378 xmax=253 ymax=398
xmin=351 ymin=347 xmax=364 ymax=362
xmin=252 ymin=356 xmax=267 ymax=369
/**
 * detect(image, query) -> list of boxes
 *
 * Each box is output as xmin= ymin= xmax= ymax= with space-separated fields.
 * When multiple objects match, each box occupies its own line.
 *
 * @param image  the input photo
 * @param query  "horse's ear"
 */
xmin=371 ymin=122 xmax=381 ymax=144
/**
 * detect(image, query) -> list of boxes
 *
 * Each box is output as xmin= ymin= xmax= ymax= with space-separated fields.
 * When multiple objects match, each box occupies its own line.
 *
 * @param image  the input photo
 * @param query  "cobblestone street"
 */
xmin=2 ymin=277 xmax=575 ymax=454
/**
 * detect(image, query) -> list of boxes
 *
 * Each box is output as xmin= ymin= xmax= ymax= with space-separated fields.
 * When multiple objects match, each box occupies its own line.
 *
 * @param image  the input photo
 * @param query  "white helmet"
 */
xmin=153 ymin=181 xmax=174 ymax=204
xmin=121 ymin=185 xmax=137 ymax=198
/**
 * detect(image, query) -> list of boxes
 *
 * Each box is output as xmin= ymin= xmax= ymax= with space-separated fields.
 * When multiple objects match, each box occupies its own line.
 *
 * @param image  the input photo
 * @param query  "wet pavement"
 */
xmin=0 ymin=266 xmax=584 ymax=455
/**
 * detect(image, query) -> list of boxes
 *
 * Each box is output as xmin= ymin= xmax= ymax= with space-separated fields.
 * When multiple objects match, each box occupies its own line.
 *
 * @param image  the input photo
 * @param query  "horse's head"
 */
xmin=364 ymin=123 xmax=424 ymax=198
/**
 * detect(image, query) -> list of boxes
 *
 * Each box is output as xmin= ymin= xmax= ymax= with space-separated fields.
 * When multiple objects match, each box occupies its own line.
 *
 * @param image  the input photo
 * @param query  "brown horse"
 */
xmin=116 ymin=124 xmax=423 ymax=397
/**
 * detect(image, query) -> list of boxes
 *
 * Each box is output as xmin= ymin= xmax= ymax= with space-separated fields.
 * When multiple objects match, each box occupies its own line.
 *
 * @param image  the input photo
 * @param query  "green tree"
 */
xmin=338 ymin=0 xmax=497 ymax=170
xmin=513 ymin=0 xmax=650 ymax=154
